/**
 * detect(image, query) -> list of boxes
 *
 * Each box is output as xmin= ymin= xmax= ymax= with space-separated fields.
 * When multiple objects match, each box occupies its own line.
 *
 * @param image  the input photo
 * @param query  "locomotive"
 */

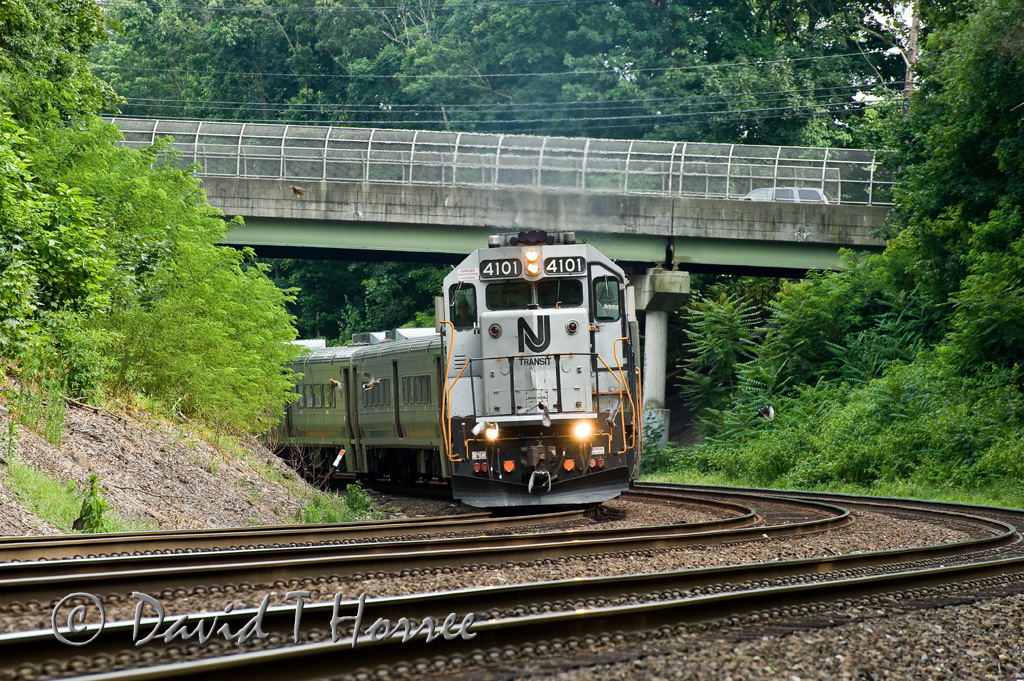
xmin=274 ymin=231 xmax=641 ymax=507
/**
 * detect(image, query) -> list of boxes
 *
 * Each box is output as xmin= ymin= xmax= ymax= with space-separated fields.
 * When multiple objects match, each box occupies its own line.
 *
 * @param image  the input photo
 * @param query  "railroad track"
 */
xmin=2 ymin=484 xmax=1022 ymax=681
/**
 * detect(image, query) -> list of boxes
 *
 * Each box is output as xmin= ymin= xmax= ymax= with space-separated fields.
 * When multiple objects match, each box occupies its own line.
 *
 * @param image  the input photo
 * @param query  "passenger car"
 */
xmin=740 ymin=187 xmax=830 ymax=203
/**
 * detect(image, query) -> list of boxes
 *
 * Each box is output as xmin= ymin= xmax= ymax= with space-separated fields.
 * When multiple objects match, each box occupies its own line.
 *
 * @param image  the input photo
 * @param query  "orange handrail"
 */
xmin=613 ymin=337 xmax=638 ymax=452
xmin=443 ymin=360 xmax=472 ymax=462
xmin=438 ymin=321 xmax=458 ymax=462
xmin=596 ymin=353 xmax=627 ymax=454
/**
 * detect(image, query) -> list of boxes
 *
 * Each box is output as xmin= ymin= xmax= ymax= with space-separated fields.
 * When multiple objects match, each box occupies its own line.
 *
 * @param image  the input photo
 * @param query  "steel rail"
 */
xmin=0 ymin=497 xmax=757 ymax=580
xmin=2 ymin=504 xmax=1013 ymax=677
xmin=636 ymin=481 xmax=1024 ymax=520
xmin=0 ymin=511 xmax=591 ymax=563
xmin=15 ymin=522 xmax=1024 ymax=681
xmin=0 ymin=499 xmax=847 ymax=609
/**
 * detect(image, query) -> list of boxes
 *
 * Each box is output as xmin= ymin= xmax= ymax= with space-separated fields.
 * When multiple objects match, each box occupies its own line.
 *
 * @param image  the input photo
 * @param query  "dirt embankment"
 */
xmin=0 ymin=403 xmax=321 ymax=537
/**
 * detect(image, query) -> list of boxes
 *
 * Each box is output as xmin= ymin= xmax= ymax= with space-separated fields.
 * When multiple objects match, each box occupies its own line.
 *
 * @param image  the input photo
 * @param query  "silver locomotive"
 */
xmin=276 ymin=231 xmax=641 ymax=507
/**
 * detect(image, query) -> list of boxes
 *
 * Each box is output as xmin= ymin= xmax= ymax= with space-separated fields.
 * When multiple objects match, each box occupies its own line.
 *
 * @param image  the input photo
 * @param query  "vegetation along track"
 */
xmin=2 ymin=484 xmax=1022 ymax=680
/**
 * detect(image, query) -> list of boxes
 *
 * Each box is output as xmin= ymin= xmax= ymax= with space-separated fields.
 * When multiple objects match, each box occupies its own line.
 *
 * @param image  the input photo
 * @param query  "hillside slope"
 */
xmin=0 ymin=403 xmax=322 ymax=536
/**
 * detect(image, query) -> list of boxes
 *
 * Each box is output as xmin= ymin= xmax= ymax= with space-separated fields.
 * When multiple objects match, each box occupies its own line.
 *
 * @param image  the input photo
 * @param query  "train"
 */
xmin=273 ymin=230 xmax=642 ymax=508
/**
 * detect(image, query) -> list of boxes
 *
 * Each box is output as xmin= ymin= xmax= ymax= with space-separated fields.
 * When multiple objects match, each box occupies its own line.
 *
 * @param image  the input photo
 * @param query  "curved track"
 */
xmin=2 ymin=483 xmax=1022 ymax=681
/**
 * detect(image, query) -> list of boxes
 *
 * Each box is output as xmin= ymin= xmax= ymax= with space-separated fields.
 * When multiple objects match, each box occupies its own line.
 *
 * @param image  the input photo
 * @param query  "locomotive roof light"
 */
xmin=573 ymin=420 xmax=594 ymax=440
xmin=485 ymin=423 xmax=500 ymax=440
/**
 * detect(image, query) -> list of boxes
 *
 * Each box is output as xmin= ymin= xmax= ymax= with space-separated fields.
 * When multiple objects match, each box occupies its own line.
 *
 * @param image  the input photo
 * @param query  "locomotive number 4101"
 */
xmin=544 ymin=256 xmax=587 ymax=275
xmin=480 ymin=259 xmax=522 ymax=279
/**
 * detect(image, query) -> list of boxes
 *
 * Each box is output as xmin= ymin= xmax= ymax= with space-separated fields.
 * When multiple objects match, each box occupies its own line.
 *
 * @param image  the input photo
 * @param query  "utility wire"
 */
xmin=98 ymin=0 xmax=612 ymax=12
xmin=92 ymin=50 xmax=888 ymax=80
xmin=116 ymin=83 xmax=898 ymax=113
xmin=109 ymin=98 xmax=893 ymax=128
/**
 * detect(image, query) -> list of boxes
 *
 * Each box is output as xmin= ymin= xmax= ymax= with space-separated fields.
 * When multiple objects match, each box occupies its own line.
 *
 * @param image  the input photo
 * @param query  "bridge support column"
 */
xmin=634 ymin=268 xmax=690 ymax=450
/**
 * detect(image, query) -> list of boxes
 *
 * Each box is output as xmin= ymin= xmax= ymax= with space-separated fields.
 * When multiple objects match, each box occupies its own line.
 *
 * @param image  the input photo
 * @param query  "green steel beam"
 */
xmin=224 ymin=217 xmax=882 ymax=273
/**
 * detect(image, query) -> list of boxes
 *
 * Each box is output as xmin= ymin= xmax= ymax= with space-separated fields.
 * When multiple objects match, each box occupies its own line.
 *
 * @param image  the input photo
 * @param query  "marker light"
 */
xmin=488 ymin=323 xmax=502 ymax=338
xmin=573 ymin=420 xmax=594 ymax=440
xmin=566 ymin=320 xmax=579 ymax=335
xmin=563 ymin=459 xmax=575 ymax=471
xmin=485 ymin=424 xmax=500 ymax=440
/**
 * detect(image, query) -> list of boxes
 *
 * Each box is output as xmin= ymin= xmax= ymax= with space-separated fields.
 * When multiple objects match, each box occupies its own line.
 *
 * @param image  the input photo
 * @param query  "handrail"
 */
xmin=613 ymin=337 xmax=638 ymax=452
xmin=443 ymin=359 xmax=472 ymax=463
xmin=596 ymin=353 xmax=627 ymax=454
xmin=438 ymin=321 xmax=458 ymax=462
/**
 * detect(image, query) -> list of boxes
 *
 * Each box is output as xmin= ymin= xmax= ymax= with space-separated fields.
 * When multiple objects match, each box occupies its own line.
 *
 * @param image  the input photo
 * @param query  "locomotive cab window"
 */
xmin=449 ymin=285 xmax=477 ymax=329
xmin=537 ymin=279 xmax=583 ymax=308
xmin=486 ymin=282 xmax=531 ymax=310
xmin=593 ymin=276 xmax=620 ymax=322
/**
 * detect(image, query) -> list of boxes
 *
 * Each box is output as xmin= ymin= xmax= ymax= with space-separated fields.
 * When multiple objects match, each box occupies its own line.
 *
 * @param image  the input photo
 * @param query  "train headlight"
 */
xmin=573 ymin=420 xmax=594 ymax=440
xmin=485 ymin=424 xmax=500 ymax=440
xmin=524 ymin=249 xmax=541 ymax=276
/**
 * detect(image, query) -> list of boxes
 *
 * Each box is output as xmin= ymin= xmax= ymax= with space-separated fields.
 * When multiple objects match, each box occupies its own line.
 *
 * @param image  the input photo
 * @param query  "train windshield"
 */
xmin=485 ymin=282 xmax=531 ymax=310
xmin=485 ymin=280 xmax=585 ymax=310
xmin=537 ymin=279 xmax=583 ymax=308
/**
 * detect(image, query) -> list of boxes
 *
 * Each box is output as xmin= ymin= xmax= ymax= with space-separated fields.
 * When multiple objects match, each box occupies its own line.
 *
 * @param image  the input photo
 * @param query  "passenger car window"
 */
xmin=537 ymin=279 xmax=583 ymax=308
xmin=798 ymin=188 xmax=826 ymax=203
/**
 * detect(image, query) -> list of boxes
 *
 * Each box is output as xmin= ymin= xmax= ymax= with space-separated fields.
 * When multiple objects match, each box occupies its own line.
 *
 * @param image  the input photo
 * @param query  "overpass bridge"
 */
xmin=112 ymin=117 xmax=894 ymax=443
xmin=113 ymin=118 xmax=891 ymax=275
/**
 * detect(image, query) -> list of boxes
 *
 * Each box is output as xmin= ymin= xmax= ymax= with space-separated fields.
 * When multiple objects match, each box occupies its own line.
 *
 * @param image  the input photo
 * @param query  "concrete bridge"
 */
xmin=112 ymin=117 xmax=894 ymax=443
xmin=113 ymin=118 xmax=891 ymax=275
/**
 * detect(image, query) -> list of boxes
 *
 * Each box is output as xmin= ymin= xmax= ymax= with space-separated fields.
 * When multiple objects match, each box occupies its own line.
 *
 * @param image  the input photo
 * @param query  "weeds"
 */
xmin=77 ymin=473 xmax=108 ymax=533
xmin=300 ymin=482 xmax=379 ymax=524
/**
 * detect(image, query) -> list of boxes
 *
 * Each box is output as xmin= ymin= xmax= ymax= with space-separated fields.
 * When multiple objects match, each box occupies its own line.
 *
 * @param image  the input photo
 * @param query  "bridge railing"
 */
xmin=110 ymin=118 xmax=894 ymax=205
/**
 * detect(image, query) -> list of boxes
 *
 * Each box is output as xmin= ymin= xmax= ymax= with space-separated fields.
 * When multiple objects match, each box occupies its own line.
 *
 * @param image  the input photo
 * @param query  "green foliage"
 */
xmin=94 ymin=0 xmax=908 ymax=144
xmin=0 ymin=0 xmax=117 ymax=125
xmin=674 ymin=360 xmax=1024 ymax=492
xmin=342 ymin=481 xmax=374 ymax=518
xmin=677 ymin=286 xmax=760 ymax=414
xmin=1 ymin=418 xmax=17 ymax=461
xmin=300 ymin=482 xmax=377 ymax=523
xmin=78 ymin=473 xmax=109 ymax=533
xmin=267 ymin=259 xmax=444 ymax=342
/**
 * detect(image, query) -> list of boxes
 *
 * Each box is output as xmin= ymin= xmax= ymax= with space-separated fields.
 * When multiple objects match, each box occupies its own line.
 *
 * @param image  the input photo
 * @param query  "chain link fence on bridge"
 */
xmin=111 ymin=118 xmax=894 ymax=206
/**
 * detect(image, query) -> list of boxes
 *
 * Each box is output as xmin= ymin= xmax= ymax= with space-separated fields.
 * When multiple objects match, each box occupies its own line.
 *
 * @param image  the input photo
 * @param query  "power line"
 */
xmin=111 ymin=99 xmax=902 ymax=136
xmin=109 ymin=98 xmax=890 ymax=128
xmin=92 ymin=50 xmax=887 ymax=80
xmin=98 ymin=0 xmax=609 ymax=13
xmin=116 ymin=83 xmax=897 ymax=113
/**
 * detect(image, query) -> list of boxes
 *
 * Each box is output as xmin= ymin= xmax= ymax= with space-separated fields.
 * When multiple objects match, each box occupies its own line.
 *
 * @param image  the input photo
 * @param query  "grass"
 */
xmin=643 ymin=459 xmax=1024 ymax=510
xmin=2 ymin=455 xmax=153 ymax=533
